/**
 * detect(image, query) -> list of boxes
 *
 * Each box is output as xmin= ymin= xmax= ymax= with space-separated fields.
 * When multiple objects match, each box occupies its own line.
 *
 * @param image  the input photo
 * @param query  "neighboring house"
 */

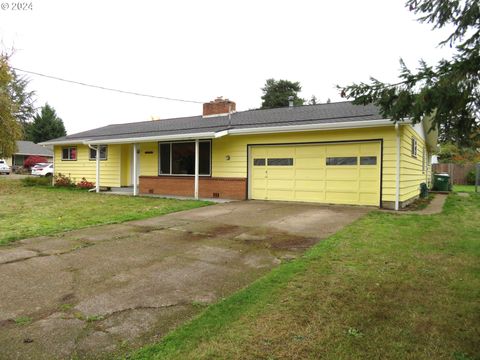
xmin=41 ymin=98 xmax=437 ymax=210
xmin=5 ymin=141 xmax=53 ymax=167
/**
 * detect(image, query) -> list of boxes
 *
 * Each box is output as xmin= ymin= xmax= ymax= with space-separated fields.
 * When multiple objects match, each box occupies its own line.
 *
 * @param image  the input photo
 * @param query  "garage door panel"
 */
xmin=325 ymin=168 xmax=358 ymax=180
xmin=294 ymin=191 xmax=325 ymax=201
xmin=267 ymin=190 xmax=295 ymax=200
xmin=250 ymin=142 xmax=380 ymax=206
xmin=295 ymin=158 xmax=324 ymax=168
xmin=359 ymin=182 xmax=378 ymax=193
xmin=359 ymin=193 xmax=379 ymax=205
xmin=326 ymin=178 xmax=358 ymax=189
xmin=267 ymin=180 xmax=295 ymax=190
xmin=295 ymin=169 xmax=324 ymax=179
xmin=326 ymin=144 xmax=359 ymax=156
xmin=359 ymin=168 xmax=378 ymax=180
xmin=325 ymin=192 xmax=358 ymax=203
xmin=295 ymin=179 xmax=324 ymax=189
xmin=359 ymin=142 xmax=378 ymax=153
xmin=295 ymin=145 xmax=324 ymax=155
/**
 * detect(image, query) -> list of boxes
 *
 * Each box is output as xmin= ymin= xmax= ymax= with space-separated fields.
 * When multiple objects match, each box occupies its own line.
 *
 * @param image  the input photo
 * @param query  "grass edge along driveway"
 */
xmin=0 ymin=180 xmax=210 ymax=245
xmin=130 ymin=193 xmax=480 ymax=360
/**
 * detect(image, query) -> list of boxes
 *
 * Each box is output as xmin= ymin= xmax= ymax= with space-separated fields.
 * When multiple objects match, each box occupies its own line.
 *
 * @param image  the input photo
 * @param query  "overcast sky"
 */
xmin=1 ymin=0 xmax=454 ymax=135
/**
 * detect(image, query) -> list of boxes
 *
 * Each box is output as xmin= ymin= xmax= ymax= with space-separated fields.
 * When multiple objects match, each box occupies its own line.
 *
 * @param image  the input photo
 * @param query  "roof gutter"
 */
xmin=41 ymin=131 xmax=223 ymax=146
xmin=225 ymin=119 xmax=398 ymax=136
xmin=84 ymin=132 xmax=220 ymax=145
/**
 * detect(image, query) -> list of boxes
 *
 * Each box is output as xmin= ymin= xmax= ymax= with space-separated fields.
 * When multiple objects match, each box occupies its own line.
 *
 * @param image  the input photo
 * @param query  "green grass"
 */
xmin=130 ymin=193 xmax=480 ymax=360
xmin=454 ymin=184 xmax=478 ymax=193
xmin=14 ymin=316 xmax=32 ymax=326
xmin=0 ymin=179 xmax=210 ymax=245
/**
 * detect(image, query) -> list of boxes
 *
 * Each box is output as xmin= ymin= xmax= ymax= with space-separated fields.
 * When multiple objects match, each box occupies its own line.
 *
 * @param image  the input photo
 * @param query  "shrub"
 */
xmin=466 ymin=169 xmax=477 ymax=185
xmin=23 ymin=156 xmax=48 ymax=169
xmin=21 ymin=176 xmax=52 ymax=187
xmin=54 ymin=173 xmax=75 ymax=187
xmin=76 ymin=177 xmax=95 ymax=190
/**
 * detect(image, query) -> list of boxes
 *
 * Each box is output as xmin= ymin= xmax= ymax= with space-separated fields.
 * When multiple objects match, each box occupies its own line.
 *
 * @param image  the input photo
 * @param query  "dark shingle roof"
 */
xmin=16 ymin=141 xmax=53 ymax=156
xmin=47 ymin=101 xmax=384 ymax=143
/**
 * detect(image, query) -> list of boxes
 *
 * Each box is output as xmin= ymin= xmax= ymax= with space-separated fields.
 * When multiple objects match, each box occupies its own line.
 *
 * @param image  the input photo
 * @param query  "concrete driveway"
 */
xmin=0 ymin=201 xmax=370 ymax=359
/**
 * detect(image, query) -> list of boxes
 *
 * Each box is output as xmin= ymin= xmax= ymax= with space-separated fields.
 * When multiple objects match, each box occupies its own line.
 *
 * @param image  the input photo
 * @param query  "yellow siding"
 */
xmin=120 ymin=144 xmax=132 ymax=186
xmin=399 ymin=125 xmax=428 ymax=201
xmin=139 ymin=142 xmax=158 ymax=176
xmin=212 ymin=127 xmax=397 ymax=202
xmin=53 ymin=144 xmax=121 ymax=187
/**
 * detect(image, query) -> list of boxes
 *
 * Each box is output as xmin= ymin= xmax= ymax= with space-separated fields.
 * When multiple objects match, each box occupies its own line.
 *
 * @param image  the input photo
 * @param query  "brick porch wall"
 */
xmin=139 ymin=176 xmax=247 ymax=200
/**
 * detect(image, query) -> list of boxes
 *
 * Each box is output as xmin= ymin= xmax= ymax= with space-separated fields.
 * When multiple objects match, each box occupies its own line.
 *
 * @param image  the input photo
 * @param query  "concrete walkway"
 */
xmin=383 ymin=194 xmax=448 ymax=215
xmin=0 ymin=201 xmax=370 ymax=359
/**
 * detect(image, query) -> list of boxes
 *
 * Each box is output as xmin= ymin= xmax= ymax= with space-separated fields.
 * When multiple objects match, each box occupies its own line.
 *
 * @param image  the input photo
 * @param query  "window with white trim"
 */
xmin=411 ymin=137 xmax=418 ymax=158
xmin=158 ymin=141 xmax=211 ymax=176
xmin=62 ymin=147 xmax=77 ymax=161
xmin=89 ymin=145 xmax=108 ymax=160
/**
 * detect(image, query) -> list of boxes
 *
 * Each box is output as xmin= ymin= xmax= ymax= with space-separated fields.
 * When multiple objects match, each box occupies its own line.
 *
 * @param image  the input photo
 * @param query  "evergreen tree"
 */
xmin=261 ymin=79 xmax=304 ymax=109
xmin=339 ymin=0 xmax=480 ymax=148
xmin=28 ymin=103 xmax=66 ymax=143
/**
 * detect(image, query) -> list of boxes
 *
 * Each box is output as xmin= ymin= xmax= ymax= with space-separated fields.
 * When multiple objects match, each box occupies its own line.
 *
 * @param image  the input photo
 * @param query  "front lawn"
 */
xmin=132 ymin=193 xmax=480 ymax=360
xmin=0 ymin=179 xmax=210 ymax=245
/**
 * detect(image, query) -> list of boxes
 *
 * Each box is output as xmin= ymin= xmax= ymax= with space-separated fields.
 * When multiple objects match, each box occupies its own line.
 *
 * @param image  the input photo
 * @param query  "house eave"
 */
xmin=42 ymin=119 xmax=405 ymax=146
xmin=226 ymin=119 xmax=396 ymax=136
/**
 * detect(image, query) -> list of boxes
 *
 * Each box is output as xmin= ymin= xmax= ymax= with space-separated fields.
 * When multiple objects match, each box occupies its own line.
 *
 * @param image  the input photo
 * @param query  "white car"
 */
xmin=0 ymin=159 xmax=11 ymax=175
xmin=31 ymin=163 xmax=54 ymax=177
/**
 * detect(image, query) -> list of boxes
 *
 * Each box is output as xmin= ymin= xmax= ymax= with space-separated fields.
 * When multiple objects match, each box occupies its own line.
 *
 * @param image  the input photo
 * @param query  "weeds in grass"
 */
xmin=347 ymin=327 xmax=363 ymax=338
xmin=59 ymin=304 xmax=74 ymax=311
xmin=14 ymin=316 xmax=32 ymax=326
xmin=86 ymin=315 xmax=105 ymax=322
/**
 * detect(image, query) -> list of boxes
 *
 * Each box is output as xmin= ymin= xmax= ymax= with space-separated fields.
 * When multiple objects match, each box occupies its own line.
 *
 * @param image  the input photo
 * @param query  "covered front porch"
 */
xmin=91 ymin=136 xmax=246 ymax=200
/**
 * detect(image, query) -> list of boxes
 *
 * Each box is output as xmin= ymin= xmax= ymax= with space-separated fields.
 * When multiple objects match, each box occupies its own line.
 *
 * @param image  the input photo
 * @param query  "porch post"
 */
xmin=133 ymin=143 xmax=138 ymax=196
xmin=194 ymin=139 xmax=199 ymax=199
xmin=96 ymin=145 xmax=100 ymax=193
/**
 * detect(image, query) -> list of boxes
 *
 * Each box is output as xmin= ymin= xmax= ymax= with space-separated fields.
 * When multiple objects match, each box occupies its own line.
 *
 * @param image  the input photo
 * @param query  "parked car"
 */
xmin=0 ymin=159 xmax=11 ymax=175
xmin=30 ymin=163 xmax=50 ymax=173
xmin=31 ymin=163 xmax=53 ymax=177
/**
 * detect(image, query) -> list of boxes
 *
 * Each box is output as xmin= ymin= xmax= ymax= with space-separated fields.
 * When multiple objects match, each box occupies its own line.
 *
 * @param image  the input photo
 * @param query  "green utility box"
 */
xmin=433 ymin=173 xmax=451 ymax=191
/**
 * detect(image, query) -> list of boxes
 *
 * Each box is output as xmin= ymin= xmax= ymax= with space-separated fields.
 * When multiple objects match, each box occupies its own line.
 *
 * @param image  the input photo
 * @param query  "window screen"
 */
xmin=326 ymin=157 xmax=357 ymax=165
xmin=267 ymin=158 xmax=293 ymax=166
xmin=360 ymin=156 xmax=377 ymax=165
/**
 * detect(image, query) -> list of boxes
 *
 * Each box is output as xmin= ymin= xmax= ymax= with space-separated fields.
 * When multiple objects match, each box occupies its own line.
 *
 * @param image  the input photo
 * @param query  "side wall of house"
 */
xmin=54 ymin=144 xmax=121 ymax=187
xmin=399 ymin=124 xmax=430 ymax=203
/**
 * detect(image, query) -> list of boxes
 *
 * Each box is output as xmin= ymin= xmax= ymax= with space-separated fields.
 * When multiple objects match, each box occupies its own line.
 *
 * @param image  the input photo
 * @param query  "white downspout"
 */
xmin=87 ymin=144 xmax=100 ymax=193
xmin=194 ymin=139 xmax=199 ymax=199
xmin=133 ymin=143 xmax=138 ymax=196
xmin=52 ymin=147 xmax=56 ymax=187
xmin=395 ymin=123 xmax=401 ymax=211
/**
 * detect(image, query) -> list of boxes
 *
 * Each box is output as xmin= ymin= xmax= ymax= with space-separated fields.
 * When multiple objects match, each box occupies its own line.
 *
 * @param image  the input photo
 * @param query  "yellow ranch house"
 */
xmin=41 ymin=98 xmax=437 ymax=210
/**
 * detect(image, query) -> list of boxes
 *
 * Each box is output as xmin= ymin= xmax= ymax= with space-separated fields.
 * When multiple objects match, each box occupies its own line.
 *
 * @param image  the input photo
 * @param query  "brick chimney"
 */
xmin=203 ymin=97 xmax=236 ymax=117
